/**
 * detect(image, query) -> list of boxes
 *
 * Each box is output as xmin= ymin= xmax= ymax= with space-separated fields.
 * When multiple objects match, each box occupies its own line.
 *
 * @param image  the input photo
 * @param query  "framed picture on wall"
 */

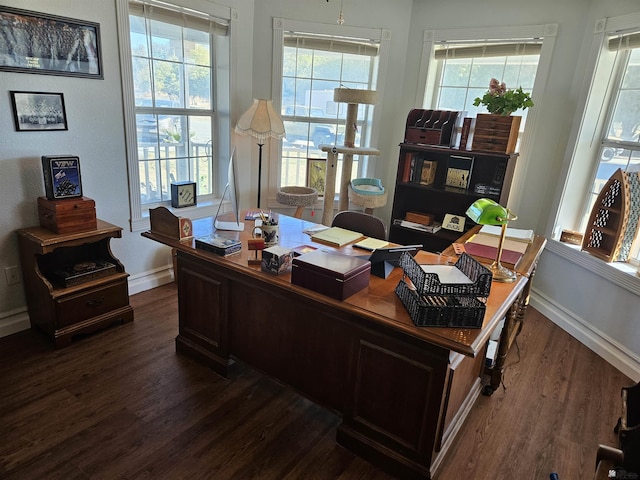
xmin=307 ymin=158 xmax=327 ymax=196
xmin=11 ymin=91 xmax=68 ymax=132
xmin=0 ymin=6 xmax=102 ymax=79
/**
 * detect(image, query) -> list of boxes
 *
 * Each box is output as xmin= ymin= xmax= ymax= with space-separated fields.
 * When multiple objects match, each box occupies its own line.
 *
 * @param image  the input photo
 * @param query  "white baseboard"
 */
xmin=0 ymin=308 xmax=30 ymax=338
xmin=127 ymin=265 xmax=174 ymax=295
xmin=0 ymin=265 xmax=175 ymax=339
xmin=530 ymin=289 xmax=640 ymax=382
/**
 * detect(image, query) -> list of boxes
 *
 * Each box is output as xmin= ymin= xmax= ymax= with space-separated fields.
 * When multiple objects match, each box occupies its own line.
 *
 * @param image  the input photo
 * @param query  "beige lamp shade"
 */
xmin=235 ymin=99 xmax=285 ymax=142
xmin=333 ymin=88 xmax=378 ymax=105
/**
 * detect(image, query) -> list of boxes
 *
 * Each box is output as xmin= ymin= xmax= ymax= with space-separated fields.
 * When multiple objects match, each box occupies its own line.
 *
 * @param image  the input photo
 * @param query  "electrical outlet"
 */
xmin=5 ymin=266 xmax=21 ymax=285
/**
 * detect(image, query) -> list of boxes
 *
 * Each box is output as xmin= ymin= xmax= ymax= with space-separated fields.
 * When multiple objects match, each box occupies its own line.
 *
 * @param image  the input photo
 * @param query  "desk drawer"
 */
xmin=56 ymin=280 xmax=129 ymax=327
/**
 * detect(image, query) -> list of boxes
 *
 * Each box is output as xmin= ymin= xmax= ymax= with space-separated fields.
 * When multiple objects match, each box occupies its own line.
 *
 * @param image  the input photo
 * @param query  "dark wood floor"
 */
xmin=0 ymin=283 xmax=632 ymax=480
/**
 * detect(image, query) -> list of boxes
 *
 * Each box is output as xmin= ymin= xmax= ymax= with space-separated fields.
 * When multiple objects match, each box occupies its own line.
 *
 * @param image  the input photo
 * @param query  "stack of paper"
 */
xmin=464 ymin=232 xmax=526 ymax=266
xmin=310 ymin=226 xmax=365 ymax=247
xmin=478 ymin=225 xmax=534 ymax=243
xmin=353 ymin=237 xmax=389 ymax=251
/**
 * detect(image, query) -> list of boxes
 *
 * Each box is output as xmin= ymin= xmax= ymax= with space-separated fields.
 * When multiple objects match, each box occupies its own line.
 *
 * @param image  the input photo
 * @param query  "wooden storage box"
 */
xmin=471 ymin=114 xmax=521 ymax=154
xmin=291 ymin=250 xmax=371 ymax=300
xmin=38 ymin=196 xmax=97 ymax=234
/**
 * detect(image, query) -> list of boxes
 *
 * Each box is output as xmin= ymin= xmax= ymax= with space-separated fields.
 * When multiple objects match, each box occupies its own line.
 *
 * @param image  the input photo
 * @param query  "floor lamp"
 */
xmin=235 ymin=99 xmax=285 ymax=208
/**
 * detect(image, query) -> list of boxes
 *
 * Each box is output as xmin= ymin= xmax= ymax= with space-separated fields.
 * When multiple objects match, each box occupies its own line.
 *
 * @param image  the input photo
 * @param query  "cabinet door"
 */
xmin=176 ymin=251 xmax=231 ymax=375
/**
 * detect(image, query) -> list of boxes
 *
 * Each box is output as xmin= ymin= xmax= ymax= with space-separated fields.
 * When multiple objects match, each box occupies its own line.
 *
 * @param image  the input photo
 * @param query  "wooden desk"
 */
xmin=442 ymin=226 xmax=547 ymax=394
xmin=143 ymin=213 xmax=530 ymax=479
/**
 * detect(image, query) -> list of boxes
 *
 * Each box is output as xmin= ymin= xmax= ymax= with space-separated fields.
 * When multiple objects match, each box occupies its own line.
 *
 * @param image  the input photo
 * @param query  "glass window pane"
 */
xmin=187 ymin=65 xmax=211 ymax=108
xmin=150 ymin=20 xmax=183 ymax=62
xmin=312 ymin=50 xmax=342 ymax=79
xmin=184 ymin=28 xmax=210 ymax=66
xmin=442 ymin=61 xmax=471 ymax=87
xmin=130 ymin=17 xmax=149 ymax=57
xmin=132 ymin=57 xmax=152 ymax=104
xmin=153 ymin=59 xmax=183 ymax=106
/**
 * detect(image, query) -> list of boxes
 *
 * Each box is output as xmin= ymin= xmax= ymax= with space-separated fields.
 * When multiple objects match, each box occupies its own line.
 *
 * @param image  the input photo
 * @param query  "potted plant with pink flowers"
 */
xmin=473 ymin=78 xmax=534 ymax=116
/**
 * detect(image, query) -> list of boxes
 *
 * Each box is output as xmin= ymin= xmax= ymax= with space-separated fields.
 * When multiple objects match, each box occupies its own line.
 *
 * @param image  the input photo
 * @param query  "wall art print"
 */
xmin=0 ymin=6 xmax=102 ymax=79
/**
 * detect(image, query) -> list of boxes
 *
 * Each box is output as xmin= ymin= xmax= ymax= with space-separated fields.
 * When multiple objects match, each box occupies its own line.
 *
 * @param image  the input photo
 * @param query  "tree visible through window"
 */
xmin=280 ymin=33 xmax=379 ymax=189
xmin=428 ymin=42 xmax=540 ymax=149
xmin=129 ymin=5 xmax=216 ymax=206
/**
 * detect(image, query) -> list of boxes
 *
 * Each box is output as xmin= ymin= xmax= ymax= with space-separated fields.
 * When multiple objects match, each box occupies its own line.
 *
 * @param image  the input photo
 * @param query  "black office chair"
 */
xmin=331 ymin=210 xmax=387 ymax=240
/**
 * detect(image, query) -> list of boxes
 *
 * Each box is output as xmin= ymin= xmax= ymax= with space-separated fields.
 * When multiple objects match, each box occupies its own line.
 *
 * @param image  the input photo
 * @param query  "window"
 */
xmin=580 ymin=37 xmax=640 ymax=263
xmin=272 ymin=18 xmax=390 ymax=195
xmin=553 ymin=13 xmax=640 ymax=268
xmin=427 ymin=41 xmax=541 ymax=149
xmin=116 ymin=0 xmax=232 ymax=230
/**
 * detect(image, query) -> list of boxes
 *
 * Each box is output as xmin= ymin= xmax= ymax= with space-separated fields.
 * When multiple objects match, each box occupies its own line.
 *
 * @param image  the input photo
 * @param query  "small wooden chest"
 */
xmin=291 ymin=250 xmax=371 ymax=300
xmin=38 ymin=196 xmax=97 ymax=234
xmin=471 ymin=114 xmax=521 ymax=154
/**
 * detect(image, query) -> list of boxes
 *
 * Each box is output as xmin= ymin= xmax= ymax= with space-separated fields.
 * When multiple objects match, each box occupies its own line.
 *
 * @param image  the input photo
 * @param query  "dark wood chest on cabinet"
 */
xmin=17 ymin=220 xmax=134 ymax=347
xmin=390 ymin=143 xmax=518 ymax=253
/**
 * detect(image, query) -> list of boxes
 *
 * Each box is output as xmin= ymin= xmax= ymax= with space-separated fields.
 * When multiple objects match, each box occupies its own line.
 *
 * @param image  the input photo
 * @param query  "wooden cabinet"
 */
xmin=17 ymin=220 xmax=134 ymax=347
xmin=389 ymin=143 xmax=518 ymax=253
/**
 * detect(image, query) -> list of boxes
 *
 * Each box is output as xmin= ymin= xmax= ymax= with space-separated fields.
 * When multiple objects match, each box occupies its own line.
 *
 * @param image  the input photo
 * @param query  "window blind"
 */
xmin=608 ymin=32 xmax=640 ymax=51
xmin=284 ymin=34 xmax=379 ymax=56
xmin=434 ymin=42 xmax=542 ymax=60
xmin=129 ymin=1 xmax=228 ymax=36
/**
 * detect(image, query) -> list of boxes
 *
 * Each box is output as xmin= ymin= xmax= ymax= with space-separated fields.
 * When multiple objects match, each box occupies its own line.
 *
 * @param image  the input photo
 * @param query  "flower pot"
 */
xmin=472 ymin=114 xmax=521 ymax=154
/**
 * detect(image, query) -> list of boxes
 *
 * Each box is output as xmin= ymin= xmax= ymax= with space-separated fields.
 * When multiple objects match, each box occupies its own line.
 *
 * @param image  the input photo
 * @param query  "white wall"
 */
xmin=1 ymin=0 xmax=639 ymax=380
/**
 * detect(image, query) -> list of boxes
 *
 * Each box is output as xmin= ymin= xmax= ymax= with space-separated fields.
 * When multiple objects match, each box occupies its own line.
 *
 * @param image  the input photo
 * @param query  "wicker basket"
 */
xmin=396 ymin=252 xmax=492 ymax=328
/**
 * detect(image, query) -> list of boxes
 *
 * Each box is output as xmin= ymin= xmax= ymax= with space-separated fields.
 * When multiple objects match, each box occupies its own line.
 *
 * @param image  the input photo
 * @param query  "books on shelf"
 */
xmin=393 ymin=219 xmax=442 ymax=233
xmin=353 ymin=237 xmax=389 ymax=251
xmin=478 ymin=225 xmax=534 ymax=243
xmin=195 ymin=233 xmax=242 ymax=256
xmin=310 ymin=226 xmax=365 ymax=247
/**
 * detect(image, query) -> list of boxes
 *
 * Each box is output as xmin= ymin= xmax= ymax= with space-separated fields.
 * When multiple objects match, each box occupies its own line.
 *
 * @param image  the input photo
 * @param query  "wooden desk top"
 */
xmin=143 ymin=212 xmax=529 ymax=358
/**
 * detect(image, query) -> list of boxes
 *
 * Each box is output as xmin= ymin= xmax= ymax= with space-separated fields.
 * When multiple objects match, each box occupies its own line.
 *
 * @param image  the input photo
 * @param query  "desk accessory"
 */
xmin=148 ymin=206 xmax=193 ymax=242
xmin=171 ymin=181 xmax=196 ymax=208
xmin=395 ymin=252 xmax=492 ymax=328
xmin=466 ymin=198 xmax=518 ymax=283
xmin=247 ymin=238 xmax=265 ymax=265
xmin=353 ymin=237 xmax=389 ymax=251
xmin=310 ymin=226 xmax=364 ymax=247
xmin=367 ymin=244 xmax=421 ymax=279
xmin=291 ymin=250 xmax=371 ymax=300
xmin=261 ymin=246 xmax=294 ymax=274
xmin=195 ymin=233 xmax=241 ymax=256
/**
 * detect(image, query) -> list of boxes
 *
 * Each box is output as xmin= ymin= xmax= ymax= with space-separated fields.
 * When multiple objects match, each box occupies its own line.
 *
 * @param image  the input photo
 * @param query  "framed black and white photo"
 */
xmin=0 ymin=6 xmax=102 ymax=79
xmin=11 ymin=91 xmax=68 ymax=132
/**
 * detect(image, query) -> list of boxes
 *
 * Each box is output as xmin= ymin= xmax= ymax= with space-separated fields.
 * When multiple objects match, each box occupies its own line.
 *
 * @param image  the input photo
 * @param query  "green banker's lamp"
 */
xmin=465 ymin=198 xmax=518 ymax=283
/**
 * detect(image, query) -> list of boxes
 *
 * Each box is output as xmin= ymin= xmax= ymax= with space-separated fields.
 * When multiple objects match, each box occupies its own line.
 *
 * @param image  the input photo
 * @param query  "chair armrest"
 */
xmin=596 ymin=444 xmax=624 ymax=469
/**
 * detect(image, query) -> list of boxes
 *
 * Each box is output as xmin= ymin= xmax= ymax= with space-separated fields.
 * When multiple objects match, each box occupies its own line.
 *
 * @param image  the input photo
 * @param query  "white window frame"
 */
xmin=116 ymin=0 xmax=237 ymax=231
xmin=548 ymin=12 xmax=640 ymax=294
xmin=270 ymin=18 xmax=391 ymax=208
xmin=416 ymin=24 xmax=558 ymax=216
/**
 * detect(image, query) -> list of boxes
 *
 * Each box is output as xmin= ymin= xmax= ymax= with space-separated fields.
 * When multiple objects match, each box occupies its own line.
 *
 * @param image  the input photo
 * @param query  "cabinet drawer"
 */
xmin=56 ymin=281 xmax=129 ymax=327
